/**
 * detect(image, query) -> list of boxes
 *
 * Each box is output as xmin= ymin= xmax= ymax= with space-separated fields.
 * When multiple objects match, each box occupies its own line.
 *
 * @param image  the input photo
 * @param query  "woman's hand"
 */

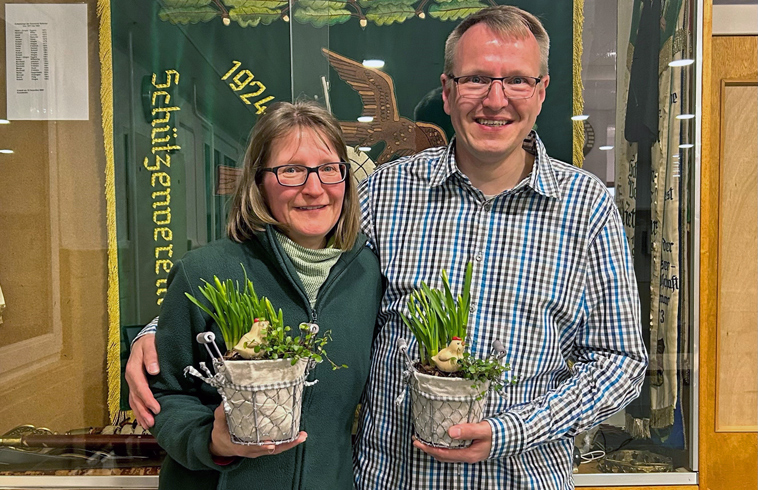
xmin=209 ymin=404 xmax=307 ymax=459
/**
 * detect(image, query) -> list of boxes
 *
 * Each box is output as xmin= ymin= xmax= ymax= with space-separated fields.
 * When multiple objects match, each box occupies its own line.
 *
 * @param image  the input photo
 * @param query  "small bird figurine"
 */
xmin=431 ymin=337 xmax=464 ymax=373
xmin=233 ymin=318 xmax=269 ymax=359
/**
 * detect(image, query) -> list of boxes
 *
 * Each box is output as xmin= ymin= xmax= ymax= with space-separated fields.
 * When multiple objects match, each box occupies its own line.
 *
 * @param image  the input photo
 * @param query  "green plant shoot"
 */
xmin=184 ymin=264 xmax=344 ymax=369
xmin=400 ymin=263 xmax=513 ymax=391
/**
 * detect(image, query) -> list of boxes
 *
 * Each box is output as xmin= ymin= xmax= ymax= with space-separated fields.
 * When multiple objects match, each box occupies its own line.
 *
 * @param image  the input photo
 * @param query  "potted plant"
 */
xmin=183 ymin=266 xmax=343 ymax=446
xmin=398 ymin=262 xmax=514 ymax=448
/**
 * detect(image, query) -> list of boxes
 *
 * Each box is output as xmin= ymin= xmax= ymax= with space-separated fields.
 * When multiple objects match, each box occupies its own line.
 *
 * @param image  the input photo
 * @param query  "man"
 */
xmin=127 ymin=6 xmax=647 ymax=488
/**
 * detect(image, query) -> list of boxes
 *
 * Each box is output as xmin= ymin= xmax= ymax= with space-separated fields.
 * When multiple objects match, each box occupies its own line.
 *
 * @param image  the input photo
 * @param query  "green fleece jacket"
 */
xmin=150 ymin=226 xmax=382 ymax=490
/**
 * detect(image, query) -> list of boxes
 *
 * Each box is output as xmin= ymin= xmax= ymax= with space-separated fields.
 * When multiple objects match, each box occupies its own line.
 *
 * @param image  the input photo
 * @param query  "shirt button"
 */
xmin=475 ymin=253 xmax=483 ymax=262
xmin=484 ymin=202 xmax=492 ymax=211
xmin=470 ymin=304 xmax=476 ymax=313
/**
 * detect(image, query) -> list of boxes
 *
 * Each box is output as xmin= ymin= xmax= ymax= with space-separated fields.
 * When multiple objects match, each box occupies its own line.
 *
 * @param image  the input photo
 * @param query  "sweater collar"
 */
xmin=254 ymin=225 xmax=368 ymax=273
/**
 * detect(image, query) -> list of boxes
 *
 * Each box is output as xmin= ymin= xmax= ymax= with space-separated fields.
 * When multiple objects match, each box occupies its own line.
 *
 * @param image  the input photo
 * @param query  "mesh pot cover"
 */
xmin=409 ymin=371 xmax=489 ymax=448
xmin=220 ymin=358 xmax=309 ymax=445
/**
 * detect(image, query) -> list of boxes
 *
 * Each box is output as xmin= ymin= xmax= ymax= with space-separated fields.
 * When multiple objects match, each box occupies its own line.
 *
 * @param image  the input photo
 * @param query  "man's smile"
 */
xmin=474 ymin=118 xmax=513 ymax=127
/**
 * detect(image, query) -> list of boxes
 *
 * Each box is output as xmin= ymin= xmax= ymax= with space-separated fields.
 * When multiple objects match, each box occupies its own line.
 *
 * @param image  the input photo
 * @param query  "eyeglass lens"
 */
xmin=457 ymin=76 xmax=537 ymax=99
xmin=276 ymin=163 xmax=346 ymax=186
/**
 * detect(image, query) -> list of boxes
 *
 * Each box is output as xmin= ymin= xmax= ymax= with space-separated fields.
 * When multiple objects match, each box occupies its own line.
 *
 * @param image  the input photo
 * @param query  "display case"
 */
xmin=0 ymin=0 xmax=709 ymax=487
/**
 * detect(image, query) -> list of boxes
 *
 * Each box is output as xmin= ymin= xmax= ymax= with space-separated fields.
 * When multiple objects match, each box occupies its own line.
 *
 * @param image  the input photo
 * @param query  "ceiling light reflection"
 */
xmin=362 ymin=59 xmax=385 ymax=69
xmin=669 ymin=59 xmax=694 ymax=67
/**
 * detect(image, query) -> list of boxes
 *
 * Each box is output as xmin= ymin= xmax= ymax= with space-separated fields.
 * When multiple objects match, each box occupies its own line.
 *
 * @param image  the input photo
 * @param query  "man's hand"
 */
xmin=209 ymin=404 xmax=307 ymax=459
xmin=125 ymin=334 xmax=161 ymax=428
xmin=413 ymin=421 xmax=492 ymax=464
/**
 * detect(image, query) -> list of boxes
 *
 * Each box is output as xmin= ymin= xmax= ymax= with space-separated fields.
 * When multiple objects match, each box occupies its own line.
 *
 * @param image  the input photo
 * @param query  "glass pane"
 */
xmin=0 ymin=0 xmax=699 ymax=485
xmin=573 ymin=0 xmax=696 ymax=478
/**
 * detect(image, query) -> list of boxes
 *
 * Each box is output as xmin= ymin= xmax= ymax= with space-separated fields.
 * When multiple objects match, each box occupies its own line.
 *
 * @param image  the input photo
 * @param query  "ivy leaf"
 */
xmin=229 ymin=6 xmax=281 ymax=26
xmin=297 ymin=0 xmax=348 ymax=9
xmin=158 ymin=6 xmax=217 ymax=24
xmin=224 ymin=0 xmax=287 ymax=8
xmin=365 ymin=4 xmax=416 ymax=26
xmin=293 ymin=6 xmax=352 ymax=27
xmin=428 ymin=1 xmax=486 ymax=21
xmin=358 ymin=0 xmax=416 ymax=7
xmin=163 ymin=0 xmax=213 ymax=7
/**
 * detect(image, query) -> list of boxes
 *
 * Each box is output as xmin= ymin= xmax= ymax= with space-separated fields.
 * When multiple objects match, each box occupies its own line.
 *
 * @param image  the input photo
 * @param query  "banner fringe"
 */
xmin=573 ymin=0 xmax=585 ymax=167
xmin=97 ymin=0 xmax=121 ymax=423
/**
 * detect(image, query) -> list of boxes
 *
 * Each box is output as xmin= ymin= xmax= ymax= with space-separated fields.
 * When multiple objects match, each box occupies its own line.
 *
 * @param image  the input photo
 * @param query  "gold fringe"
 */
xmin=572 ymin=0 xmax=585 ymax=168
xmin=97 ymin=0 xmax=121 ymax=423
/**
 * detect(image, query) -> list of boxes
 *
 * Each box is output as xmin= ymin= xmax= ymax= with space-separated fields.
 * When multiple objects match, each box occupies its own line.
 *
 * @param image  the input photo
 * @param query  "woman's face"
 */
xmin=260 ymin=128 xmax=345 ymax=249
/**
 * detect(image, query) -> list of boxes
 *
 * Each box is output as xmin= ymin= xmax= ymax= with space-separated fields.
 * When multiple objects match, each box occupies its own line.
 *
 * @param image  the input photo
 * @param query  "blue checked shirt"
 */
xmin=352 ymin=132 xmax=647 ymax=489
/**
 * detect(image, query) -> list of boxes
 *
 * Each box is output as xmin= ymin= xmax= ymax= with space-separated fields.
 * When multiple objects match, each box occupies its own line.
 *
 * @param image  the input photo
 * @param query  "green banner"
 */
xmin=101 ymin=0 xmax=580 ymax=416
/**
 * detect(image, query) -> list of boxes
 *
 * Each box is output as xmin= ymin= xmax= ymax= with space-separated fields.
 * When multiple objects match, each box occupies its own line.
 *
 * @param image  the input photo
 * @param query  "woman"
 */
xmin=149 ymin=101 xmax=382 ymax=489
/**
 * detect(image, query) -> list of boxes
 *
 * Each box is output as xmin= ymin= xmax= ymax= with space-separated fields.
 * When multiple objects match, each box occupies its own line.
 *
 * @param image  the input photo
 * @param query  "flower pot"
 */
xmin=409 ymin=370 xmax=489 ymax=448
xmin=185 ymin=352 xmax=314 ymax=446
xmin=220 ymin=358 xmax=310 ymax=445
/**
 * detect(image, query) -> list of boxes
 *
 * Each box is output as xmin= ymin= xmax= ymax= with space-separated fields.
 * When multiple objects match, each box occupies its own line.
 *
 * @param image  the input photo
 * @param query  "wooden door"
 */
xmin=701 ymin=27 xmax=758 ymax=490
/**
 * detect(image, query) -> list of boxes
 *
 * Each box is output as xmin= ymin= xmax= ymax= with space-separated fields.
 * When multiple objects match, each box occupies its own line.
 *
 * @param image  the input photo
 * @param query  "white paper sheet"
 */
xmin=5 ymin=4 xmax=88 ymax=120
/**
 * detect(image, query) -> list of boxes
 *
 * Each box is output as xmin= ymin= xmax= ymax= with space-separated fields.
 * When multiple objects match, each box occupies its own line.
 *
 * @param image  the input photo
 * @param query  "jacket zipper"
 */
xmin=303 ymin=238 xmax=366 ymax=330
xmin=311 ymin=238 xmax=367 ymax=315
xmin=300 ymin=238 xmax=365 ymax=408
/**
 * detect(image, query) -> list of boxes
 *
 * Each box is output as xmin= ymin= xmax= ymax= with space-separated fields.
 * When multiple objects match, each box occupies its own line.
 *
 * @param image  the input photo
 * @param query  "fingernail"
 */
xmin=148 ymin=363 xmax=159 ymax=374
xmin=268 ymin=445 xmax=276 ymax=454
xmin=450 ymin=428 xmax=462 ymax=439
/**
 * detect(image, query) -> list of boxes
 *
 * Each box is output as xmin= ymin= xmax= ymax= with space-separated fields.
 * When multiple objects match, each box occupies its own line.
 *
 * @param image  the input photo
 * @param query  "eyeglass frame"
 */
xmin=257 ymin=162 xmax=349 ymax=187
xmin=447 ymin=74 xmax=543 ymax=100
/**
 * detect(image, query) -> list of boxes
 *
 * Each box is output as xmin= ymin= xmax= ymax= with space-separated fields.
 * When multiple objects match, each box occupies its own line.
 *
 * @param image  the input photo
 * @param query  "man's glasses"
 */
xmin=258 ymin=162 xmax=348 ymax=187
xmin=449 ymin=75 xmax=543 ymax=100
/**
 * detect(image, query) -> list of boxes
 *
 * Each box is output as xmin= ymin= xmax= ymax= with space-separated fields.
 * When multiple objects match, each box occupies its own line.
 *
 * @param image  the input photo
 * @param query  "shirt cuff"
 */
xmin=131 ymin=317 xmax=159 ymax=347
xmin=486 ymin=411 xmax=525 ymax=459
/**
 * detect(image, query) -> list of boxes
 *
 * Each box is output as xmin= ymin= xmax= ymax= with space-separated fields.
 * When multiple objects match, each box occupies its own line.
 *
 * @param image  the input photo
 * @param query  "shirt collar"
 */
xmin=428 ymin=139 xmax=458 ymax=188
xmin=430 ymin=130 xmax=563 ymax=200
xmin=524 ymin=131 xmax=563 ymax=200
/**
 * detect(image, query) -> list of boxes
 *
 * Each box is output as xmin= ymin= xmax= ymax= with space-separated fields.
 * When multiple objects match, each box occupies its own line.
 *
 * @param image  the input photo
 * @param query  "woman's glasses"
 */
xmin=258 ymin=162 xmax=348 ymax=187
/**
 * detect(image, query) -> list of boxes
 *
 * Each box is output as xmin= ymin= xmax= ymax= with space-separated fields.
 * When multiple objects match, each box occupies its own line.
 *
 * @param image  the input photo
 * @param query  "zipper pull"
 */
xmin=311 ymin=310 xmax=318 ymax=323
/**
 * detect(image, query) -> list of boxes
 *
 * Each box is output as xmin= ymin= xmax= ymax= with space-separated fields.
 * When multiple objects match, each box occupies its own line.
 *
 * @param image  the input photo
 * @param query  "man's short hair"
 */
xmin=226 ymin=100 xmax=360 ymax=251
xmin=443 ymin=6 xmax=550 ymax=77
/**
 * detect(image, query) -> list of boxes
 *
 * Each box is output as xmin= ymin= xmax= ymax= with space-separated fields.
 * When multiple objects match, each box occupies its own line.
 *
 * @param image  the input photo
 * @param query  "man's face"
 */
xmin=442 ymin=24 xmax=549 ymax=170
